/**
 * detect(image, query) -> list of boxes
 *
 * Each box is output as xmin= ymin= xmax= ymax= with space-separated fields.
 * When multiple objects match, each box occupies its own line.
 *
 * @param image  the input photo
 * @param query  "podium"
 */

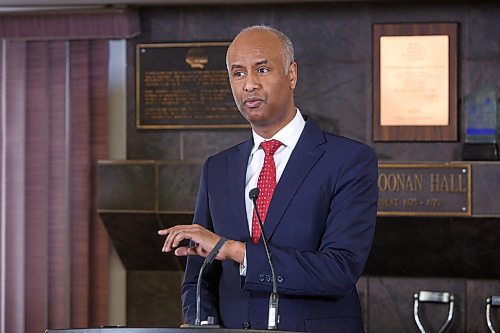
xmin=46 ymin=328 xmax=301 ymax=333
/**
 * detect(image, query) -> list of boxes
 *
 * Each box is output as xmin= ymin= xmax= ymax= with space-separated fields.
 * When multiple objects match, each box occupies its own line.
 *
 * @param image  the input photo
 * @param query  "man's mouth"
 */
xmin=244 ymin=97 xmax=263 ymax=108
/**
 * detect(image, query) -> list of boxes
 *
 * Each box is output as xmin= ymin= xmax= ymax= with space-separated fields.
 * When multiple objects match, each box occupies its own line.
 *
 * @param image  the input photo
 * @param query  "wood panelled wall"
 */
xmin=120 ymin=2 xmax=500 ymax=332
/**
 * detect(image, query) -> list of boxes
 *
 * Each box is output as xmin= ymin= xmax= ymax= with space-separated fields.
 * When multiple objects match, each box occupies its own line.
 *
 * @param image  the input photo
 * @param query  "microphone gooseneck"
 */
xmin=194 ymin=236 xmax=226 ymax=327
xmin=249 ymin=188 xmax=280 ymax=330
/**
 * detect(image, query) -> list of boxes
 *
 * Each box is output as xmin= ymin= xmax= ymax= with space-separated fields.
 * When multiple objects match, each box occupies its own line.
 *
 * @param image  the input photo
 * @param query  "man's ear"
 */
xmin=288 ymin=62 xmax=298 ymax=89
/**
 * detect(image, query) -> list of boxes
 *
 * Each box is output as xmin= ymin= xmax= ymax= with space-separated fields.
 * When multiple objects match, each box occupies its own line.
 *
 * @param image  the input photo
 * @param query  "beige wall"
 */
xmin=107 ymin=39 xmax=127 ymax=326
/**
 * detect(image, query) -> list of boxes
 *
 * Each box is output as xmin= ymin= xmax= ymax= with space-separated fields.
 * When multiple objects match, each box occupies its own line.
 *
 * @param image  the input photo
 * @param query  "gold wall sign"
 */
xmin=136 ymin=42 xmax=249 ymax=129
xmin=377 ymin=163 xmax=471 ymax=216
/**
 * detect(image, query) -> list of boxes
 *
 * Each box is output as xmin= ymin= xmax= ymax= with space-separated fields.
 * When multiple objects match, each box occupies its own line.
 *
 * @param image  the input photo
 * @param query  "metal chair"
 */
xmin=414 ymin=291 xmax=455 ymax=333
xmin=486 ymin=296 xmax=500 ymax=333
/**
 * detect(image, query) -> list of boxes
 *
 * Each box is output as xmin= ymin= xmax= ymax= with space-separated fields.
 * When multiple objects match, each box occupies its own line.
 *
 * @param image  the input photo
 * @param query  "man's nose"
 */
xmin=243 ymin=72 xmax=260 ymax=92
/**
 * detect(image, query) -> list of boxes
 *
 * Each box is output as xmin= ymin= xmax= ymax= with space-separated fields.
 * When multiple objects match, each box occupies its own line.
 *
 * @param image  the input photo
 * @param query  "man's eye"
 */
xmin=258 ymin=67 xmax=270 ymax=74
xmin=233 ymin=71 xmax=246 ymax=78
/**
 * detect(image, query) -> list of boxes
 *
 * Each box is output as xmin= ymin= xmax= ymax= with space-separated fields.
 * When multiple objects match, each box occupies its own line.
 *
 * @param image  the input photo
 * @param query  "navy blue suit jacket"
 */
xmin=181 ymin=120 xmax=378 ymax=333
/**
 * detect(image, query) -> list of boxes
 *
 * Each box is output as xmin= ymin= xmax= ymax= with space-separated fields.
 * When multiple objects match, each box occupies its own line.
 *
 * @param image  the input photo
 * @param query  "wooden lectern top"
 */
xmin=46 ymin=327 xmax=302 ymax=333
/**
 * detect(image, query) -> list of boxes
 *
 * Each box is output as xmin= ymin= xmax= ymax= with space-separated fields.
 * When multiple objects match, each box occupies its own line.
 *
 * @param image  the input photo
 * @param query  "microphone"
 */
xmin=188 ymin=236 xmax=227 ymax=328
xmin=249 ymin=188 xmax=280 ymax=330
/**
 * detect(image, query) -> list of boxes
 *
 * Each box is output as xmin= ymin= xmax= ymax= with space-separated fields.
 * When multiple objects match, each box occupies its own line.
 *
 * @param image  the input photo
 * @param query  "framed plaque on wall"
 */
xmin=372 ymin=23 xmax=458 ymax=141
xmin=136 ymin=42 xmax=249 ymax=129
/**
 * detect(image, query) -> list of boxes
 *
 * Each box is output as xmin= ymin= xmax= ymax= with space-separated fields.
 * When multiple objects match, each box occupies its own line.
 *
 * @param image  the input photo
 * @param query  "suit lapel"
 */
xmin=226 ymin=138 xmax=253 ymax=240
xmin=264 ymin=121 xmax=326 ymax=240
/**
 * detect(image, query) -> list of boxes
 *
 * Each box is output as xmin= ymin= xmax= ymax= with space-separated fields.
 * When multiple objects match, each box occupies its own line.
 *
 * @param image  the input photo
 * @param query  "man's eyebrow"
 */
xmin=230 ymin=60 xmax=269 ymax=70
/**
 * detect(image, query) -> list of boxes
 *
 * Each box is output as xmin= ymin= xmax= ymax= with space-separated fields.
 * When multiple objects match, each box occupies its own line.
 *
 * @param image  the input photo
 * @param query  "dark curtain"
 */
xmin=0 ymin=9 xmax=139 ymax=333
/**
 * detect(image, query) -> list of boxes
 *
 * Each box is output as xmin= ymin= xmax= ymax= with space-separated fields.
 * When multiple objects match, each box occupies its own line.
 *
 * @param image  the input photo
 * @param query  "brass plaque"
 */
xmin=377 ymin=163 xmax=471 ymax=216
xmin=372 ymin=23 xmax=458 ymax=141
xmin=380 ymin=35 xmax=449 ymax=126
xmin=136 ymin=42 xmax=249 ymax=129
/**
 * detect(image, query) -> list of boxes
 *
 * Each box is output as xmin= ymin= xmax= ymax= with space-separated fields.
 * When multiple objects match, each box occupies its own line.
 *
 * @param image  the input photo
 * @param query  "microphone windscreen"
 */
xmin=249 ymin=188 xmax=259 ymax=200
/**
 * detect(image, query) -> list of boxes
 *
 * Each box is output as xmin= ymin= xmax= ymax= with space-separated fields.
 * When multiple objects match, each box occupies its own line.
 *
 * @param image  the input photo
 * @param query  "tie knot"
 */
xmin=260 ymin=139 xmax=282 ymax=156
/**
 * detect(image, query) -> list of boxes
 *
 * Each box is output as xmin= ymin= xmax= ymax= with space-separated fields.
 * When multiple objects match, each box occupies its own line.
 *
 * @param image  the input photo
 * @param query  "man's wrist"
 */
xmin=222 ymin=240 xmax=245 ymax=264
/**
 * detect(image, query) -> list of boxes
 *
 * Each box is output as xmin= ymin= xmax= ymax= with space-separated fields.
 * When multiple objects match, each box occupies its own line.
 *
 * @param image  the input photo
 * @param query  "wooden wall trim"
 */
xmin=0 ymin=8 xmax=140 ymax=40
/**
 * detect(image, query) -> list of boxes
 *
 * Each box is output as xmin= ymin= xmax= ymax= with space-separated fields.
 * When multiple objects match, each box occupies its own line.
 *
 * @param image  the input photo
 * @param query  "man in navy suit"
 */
xmin=159 ymin=25 xmax=378 ymax=332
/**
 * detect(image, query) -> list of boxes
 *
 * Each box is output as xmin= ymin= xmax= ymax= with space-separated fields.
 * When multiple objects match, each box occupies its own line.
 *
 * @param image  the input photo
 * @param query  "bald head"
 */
xmin=227 ymin=25 xmax=295 ymax=75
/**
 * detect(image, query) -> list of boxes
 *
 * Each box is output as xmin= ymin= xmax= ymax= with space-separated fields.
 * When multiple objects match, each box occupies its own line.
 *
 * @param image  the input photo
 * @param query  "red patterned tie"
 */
xmin=251 ymin=139 xmax=282 ymax=244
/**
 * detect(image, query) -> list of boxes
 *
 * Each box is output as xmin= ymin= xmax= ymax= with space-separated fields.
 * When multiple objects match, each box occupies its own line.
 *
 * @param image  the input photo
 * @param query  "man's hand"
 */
xmin=158 ymin=224 xmax=245 ymax=264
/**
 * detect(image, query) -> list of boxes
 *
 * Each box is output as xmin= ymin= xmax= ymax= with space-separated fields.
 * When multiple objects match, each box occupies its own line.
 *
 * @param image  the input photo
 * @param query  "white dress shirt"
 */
xmin=240 ymin=109 xmax=306 ymax=275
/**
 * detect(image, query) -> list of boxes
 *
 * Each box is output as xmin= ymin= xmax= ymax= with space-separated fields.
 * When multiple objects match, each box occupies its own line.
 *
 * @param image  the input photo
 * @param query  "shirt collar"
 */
xmin=250 ymin=108 xmax=306 ymax=155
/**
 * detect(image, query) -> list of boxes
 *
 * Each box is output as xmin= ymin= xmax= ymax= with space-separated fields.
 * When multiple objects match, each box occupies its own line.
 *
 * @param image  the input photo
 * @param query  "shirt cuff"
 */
xmin=239 ymin=249 xmax=247 ymax=276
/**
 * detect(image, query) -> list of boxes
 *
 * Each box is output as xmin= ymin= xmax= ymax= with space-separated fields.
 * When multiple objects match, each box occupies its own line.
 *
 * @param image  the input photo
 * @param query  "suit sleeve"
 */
xmin=244 ymin=144 xmax=378 ymax=297
xmin=180 ymin=157 xmax=222 ymax=324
